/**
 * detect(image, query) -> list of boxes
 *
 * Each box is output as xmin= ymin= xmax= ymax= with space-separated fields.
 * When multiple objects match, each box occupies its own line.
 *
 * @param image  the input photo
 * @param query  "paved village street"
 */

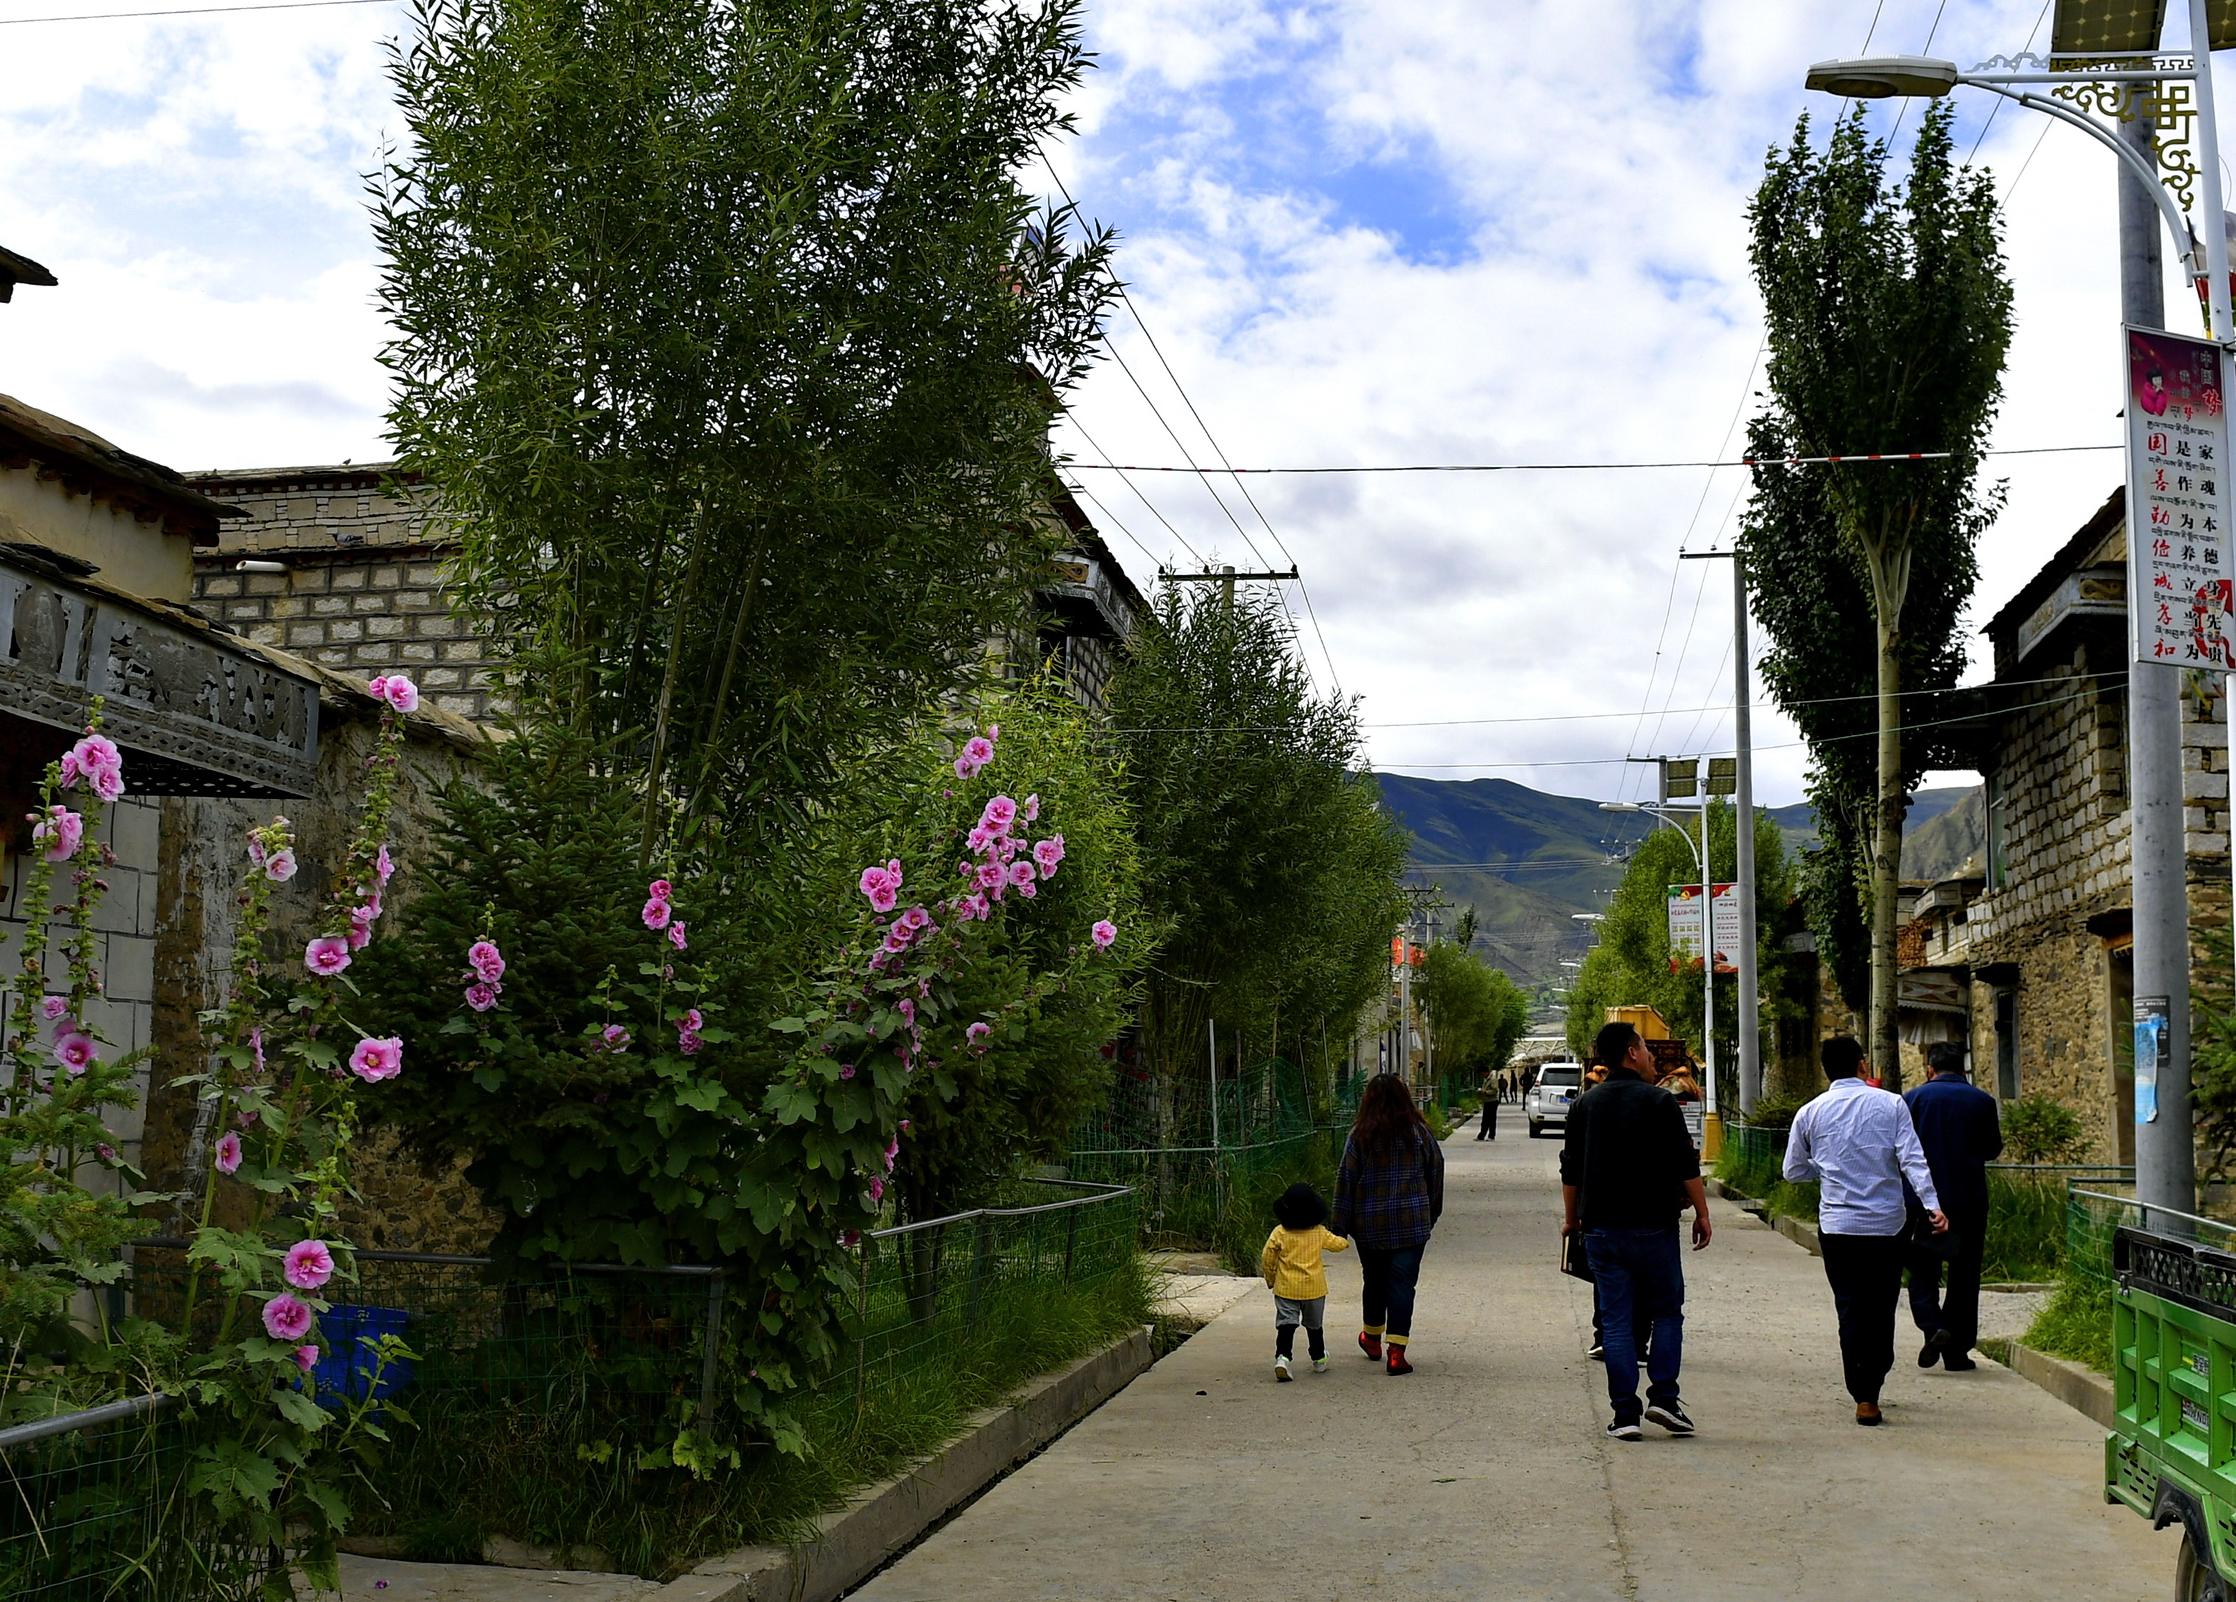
xmin=855 ymin=1131 xmax=2170 ymax=1602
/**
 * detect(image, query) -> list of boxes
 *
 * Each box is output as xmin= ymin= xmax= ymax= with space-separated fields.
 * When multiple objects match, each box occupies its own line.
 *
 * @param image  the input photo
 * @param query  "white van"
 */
xmin=1525 ymin=1062 xmax=1585 ymax=1138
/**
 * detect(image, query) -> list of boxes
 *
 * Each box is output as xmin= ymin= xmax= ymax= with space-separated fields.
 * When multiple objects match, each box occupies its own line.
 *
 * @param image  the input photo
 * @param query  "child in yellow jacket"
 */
xmin=1261 ymin=1182 xmax=1350 ymax=1381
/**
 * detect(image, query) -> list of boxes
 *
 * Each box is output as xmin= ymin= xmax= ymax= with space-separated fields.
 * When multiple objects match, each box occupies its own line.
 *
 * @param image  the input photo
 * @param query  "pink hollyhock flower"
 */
xmin=1091 ymin=919 xmax=1118 ymax=951
xmin=902 ymin=905 xmax=930 ymax=932
xmin=602 ymin=1023 xmax=630 ymax=1053
xmin=283 ymin=1239 xmax=336 ymax=1291
xmin=648 ymin=878 xmax=673 ymax=902
xmin=967 ymin=1021 xmax=991 ymax=1053
xmin=38 ymin=995 xmax=68 ymax=1023
xmin=70 ymin=733 xmax=121 ymax=779
xmin=374 ymin=843 xmax=396 ymax=886
xmin=465 ymin=983 xmax=500 ymax=1013
xmin=839 ymin=1063 xmax=857 ymax=1080
xmin=367 ymin=675 xmax=390 ymax=700
xmin=247 ymin=832 xmax=268 ymax=867
xmin=867 ymin=951 xmax=891 ymax=973
xmin=641 ymin=897 xmax=673 ymax=931
xmin=52 ymin=1032 xmax=97 ymax=1075
xmin=962 ymin=735 xmax=994 ymax=769
xmin=677 ymin=1029 xmax=704 ymax=1056
xmin=1023 ymin=794 xmax=1041 ymax=823
xmin=881 ymin=924 xmax=913 ymax=955
xmin=261 ymin=1294 xmax=314 ymax=1343
xmin=668 ymin=921 xmax=688 ymax=951
xmin=305 ymin=936 xmax=351 ymax=977
xmin=966 ymin=825 xmax=994 ymax=855
xmin=1007 ymin=860 xmax=1036 ymax=888
xmin=58 ymin=750 xmax=81 ymax=787
xmin=346 ymin=921 xmax=371 ymax=952
xmin=215 ymin=1132 xmax=243 ymax=1174
xmin=249 ymin=1026 xmax=264 ymax=1071
xmin=868 ymin=883 xmax=898 ymax=915
xmin=858 ymin=866 xmax=890 ymax=900
xmin=887 ymin=859 xmax=903 ymax=880
xmin=683 ymin=1008 xmax=704 ymax=1032
xmin=974 ymin=861 xmax=1004 ymax=891
xmin=380 ymin=675 xmax=420 ymax=713
xmin=292 ymin=1344 xmax=319 ymax=1373
xmin=884 ymin=1137 xmax=900 ymax=1170
xmin=32 ymin=806 xmax=82 ymax=863
xmin=354 ymin=896 xmax=382 ymax=926
xmin=95 ymin=1143 xmax=116 ymax=1162
xmin=1032 ymin=835 xmax=1065 ymax=876
xmin=980 ymin=795 xmax=1017 ymax=835
xmin=954 ymin=754 xmax=976 ymax=780
xmin=467 ymin=939 xmax=506 ymax=983
xmin=349 ymin=1036 xmax=403 ymax=1083
xmin=90 ymin=765 xmax=125 ymax=803
xmin=264 ymin=848 xmax=298 ymax=883
xmin=867 ymin=1175 xmax=886 ymax=1203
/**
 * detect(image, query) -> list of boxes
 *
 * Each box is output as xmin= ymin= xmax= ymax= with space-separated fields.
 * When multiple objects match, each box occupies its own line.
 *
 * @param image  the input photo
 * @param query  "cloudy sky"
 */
xmin=0 ymin=0 xmax=2210 ymax=804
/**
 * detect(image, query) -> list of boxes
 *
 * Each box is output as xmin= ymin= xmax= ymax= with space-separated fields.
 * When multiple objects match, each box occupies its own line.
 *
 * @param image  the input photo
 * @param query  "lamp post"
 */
xmin=1803 ymin=12 xmax=2228 ymax=1216
xmin=1603 ymin=799 xmax=1719 ymax=1157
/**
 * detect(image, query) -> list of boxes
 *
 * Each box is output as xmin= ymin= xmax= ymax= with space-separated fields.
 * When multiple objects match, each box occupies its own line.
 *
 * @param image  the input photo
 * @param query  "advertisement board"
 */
xmin=2124 ymin=325 xmax=2236 ymax=666
xmin=1666 ymin=882 xmax=1739 ymax=976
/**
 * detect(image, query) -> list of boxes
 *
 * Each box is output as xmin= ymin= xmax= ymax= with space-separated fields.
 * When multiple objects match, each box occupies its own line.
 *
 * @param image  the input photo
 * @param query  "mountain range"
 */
xmin=1378 ymin=773 xmax=1985 ymax=988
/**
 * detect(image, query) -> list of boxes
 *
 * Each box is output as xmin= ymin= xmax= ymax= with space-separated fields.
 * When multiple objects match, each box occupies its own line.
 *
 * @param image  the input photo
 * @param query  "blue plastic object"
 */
xmin=311 ymin=1304 xmax=413 ymax=1404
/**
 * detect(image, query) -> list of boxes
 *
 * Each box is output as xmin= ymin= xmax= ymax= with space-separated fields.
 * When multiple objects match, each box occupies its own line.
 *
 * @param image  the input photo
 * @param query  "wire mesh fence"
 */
xmin=98 ymin=1179 xmax=1144 ymax=1579
xmin=0 ymin=1394 xmax=274 ymax=1602
xmin=1065 ymin=1058 xmax=1327 ymax=1252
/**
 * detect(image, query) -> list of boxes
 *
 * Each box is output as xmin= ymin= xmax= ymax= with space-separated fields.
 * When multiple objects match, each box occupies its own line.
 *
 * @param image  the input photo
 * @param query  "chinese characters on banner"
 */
xmin=2125 ymin=326 xmax=2236 ymax=667
xmin=1665 ymin=883 xmax=1739 ymax=976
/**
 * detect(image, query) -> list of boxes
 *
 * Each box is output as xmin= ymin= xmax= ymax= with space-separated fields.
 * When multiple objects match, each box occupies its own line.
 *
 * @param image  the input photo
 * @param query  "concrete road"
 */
xmin=852 ymin=1129 xmax=2174 ymax=1601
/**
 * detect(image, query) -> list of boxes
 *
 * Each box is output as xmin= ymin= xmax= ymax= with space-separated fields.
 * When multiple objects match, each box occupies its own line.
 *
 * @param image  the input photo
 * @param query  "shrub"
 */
xmin=2003 ymin=1096 xmax=2087 ymax=1164
xmin=1745 ymin=1093 xmax=1810 ymax=1132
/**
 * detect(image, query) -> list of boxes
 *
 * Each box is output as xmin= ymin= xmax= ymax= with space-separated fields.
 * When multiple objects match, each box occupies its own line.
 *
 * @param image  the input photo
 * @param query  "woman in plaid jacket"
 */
xmin=1331 ymin=1073 xmax=1446 ymax=1375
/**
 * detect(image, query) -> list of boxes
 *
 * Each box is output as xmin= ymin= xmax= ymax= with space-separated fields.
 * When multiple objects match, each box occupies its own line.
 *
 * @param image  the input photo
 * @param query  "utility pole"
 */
xmin=1161 ymin=564 xmax=1299 ymax=612
xmin=1680 ymin=549 xmax=1761 ymax=1116
xmin=2124 ymin=85 xmax=2198 ymax=1217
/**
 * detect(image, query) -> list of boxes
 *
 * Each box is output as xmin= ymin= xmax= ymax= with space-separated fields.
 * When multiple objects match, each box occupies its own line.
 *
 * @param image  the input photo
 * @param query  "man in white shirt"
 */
xmin=1783 ymin=1035 xmax=1949 ymax=1426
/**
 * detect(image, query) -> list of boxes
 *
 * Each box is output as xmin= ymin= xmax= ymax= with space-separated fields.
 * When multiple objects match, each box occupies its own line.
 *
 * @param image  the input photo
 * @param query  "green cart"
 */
xmin=2106 ymin=1227 xmax=2236 ymax=1600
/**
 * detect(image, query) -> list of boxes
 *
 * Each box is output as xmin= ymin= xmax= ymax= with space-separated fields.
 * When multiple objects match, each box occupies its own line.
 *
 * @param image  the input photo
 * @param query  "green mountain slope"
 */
xmin=1378 ymin=775 xmax=1985 ymax=989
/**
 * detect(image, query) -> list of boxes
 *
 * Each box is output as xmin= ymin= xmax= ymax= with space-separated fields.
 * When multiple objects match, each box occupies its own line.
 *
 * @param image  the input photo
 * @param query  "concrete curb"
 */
xmin=659 ymin=1325 xmax=1155 ymax=1602
xmin=1992 ymin=1339 xmax=2117 ymax=1429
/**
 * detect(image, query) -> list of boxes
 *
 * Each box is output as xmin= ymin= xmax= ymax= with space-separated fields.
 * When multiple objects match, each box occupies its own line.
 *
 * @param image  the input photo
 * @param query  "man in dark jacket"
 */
xmin=1904 ymin=1040 xmax=2003 ymax=1372
xmin=1562 ymin=1021 xmax=1712 ymax=1441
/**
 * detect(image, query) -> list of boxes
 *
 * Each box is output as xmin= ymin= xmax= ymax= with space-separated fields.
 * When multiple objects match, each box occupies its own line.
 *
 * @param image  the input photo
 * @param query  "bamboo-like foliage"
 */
xmin=1742 ymin=103 xmax=2012 ymax=1086
xmin=373 ymin=0 xmax=1119 ymax=861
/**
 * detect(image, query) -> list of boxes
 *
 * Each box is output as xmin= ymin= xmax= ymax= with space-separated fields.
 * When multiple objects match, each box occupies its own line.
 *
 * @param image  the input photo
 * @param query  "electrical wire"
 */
xmin=1064 ymin=442 xmax=2118 ymax=474
xmin=1060 ymin=476 xmax=1170 ymax=578
xmin=1886 ymin=0 xmax=1951 ymax=145
xmin=1967 ymin=0 xmax=2053 ymax=164
xmin=1064 ymin=415 xmax=1204 ymax=565
xmin=0 ymin=0 xmax=381 ymax=19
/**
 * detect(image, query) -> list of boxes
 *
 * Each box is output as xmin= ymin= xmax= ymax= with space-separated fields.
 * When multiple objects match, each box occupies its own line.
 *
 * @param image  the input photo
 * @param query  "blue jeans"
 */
xmin=1358 ymin=1244 xmax=1425 ymax=1341
xmin=1584 ymin=1226 xmax=1684 ymax=1424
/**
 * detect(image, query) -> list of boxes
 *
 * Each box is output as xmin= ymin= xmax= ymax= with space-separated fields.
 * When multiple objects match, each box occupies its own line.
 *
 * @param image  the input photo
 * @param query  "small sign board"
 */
xmin=2123 ymin=325 xmax=2236 ymax=667
xmin=1666 ymin=882 xmax=1739 ymax=976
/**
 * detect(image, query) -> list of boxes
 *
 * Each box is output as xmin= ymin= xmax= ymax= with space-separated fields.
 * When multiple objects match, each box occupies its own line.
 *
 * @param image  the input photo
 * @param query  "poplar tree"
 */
xmin=1741 ymin=103 xmax=2012 ymax=1085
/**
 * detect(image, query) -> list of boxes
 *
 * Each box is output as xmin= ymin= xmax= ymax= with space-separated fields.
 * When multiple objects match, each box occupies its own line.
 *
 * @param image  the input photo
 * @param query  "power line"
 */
xmin=1064 ymin=415 xmax=1204 ymax=565
xmin=1044 ymin=158 xmax=1343 ymax=695
xmin=1063 ymin=442 xmax=2118 ymax=474
xmin=1885 ymin=0 xmax=1951 ymax=145
xmin=1061 ymin=476 xmax=1170 ymax=579
xmin=0 ymin=0 xmax=380 ymax=18
xmin=1966 ymin=0 xmax=2053 ymax=164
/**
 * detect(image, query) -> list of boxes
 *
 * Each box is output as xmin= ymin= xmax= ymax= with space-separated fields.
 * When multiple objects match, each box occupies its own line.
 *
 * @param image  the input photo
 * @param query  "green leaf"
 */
xmin=188 ymin=1439 xmax=283 ymax=1513
xmin=273 ymin=1386 xmax=330 ymax=1432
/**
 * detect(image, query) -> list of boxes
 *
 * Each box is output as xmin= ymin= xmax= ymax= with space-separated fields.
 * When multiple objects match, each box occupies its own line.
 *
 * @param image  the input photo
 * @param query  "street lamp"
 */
xmin=1803 ymin=11 xmax=2232 ymax=1220
xmin=1603 ymin=799 xmax=1720 ymax=1155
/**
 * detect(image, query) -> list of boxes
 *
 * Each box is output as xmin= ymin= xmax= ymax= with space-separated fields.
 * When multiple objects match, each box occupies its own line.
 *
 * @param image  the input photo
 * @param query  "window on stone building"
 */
xmin=1993 ymin=986 xmax=2019 ymax=1100
xmin=1985 ymin=772 xmax=2009 ymax=890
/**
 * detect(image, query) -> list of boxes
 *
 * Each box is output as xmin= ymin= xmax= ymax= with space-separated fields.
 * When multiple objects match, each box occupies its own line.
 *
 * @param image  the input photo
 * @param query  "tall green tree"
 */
xmin=1742 ymin=103 xmax=2012 ymax=1084
xmin=1416 ymin=941 xmax=1529 ymax=1080
xmin=375 ymin=0 xmax=1118 ymax=862
xmin=1110 ymin=585 xmax=1408 ymax=1093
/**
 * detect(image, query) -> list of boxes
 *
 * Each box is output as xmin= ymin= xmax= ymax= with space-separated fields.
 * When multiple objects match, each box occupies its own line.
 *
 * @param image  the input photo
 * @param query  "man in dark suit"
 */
xmin=1904 ymin=1040 xmax=2004 ymax=1373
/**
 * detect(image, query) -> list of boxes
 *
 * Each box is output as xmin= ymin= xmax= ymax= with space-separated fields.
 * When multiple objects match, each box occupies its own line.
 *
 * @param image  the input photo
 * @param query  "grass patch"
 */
xmin=2023 ymin=1274 xmax=2113 ymax=1374
xmin=1713 ymin=1140 xmax=1819 ymax=1224
xmin=356 ymin=1229 xmax=1155 ymax=1578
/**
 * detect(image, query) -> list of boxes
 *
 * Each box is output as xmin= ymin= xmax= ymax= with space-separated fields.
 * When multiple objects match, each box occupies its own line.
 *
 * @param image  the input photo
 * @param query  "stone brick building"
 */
xmin=1954 ymin=487 xmax=2232 ymax=1162
xmin=183 ymin=466 xmax=503 ymax=723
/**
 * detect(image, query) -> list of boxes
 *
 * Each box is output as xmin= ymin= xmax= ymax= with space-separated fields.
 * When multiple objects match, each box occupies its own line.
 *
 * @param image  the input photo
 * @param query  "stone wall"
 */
xmin=141 ymin=698 xmax=505 ymax=1255
xmin=1967 ymin=929 xmax=2127 ymax=1164
xmin=0 ymin=795 xmax=163 ymax=1188
xmin=185 ymin=467 xmax=502 ymax=723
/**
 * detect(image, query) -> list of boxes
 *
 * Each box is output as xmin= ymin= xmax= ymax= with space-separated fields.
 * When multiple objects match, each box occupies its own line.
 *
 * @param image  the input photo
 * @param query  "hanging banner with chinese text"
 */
xmin=2124 ymin=325 xmax=2235 ymax=667
xmin=1666 ymin=883 xmax=1738 ymax=976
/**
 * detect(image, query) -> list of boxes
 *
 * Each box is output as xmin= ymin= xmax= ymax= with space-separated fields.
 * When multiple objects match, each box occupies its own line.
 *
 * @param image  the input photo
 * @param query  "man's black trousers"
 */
xmin=1818 ymin=1232 xmax=1906 ymax=1405
xmin=1908 ymin=1206 xmax=1986 ymax=1357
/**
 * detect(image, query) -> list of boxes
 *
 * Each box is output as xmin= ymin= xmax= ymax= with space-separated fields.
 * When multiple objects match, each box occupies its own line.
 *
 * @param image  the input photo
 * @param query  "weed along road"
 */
xmin=852 ymin=1133 xmax=2171 ymax=1602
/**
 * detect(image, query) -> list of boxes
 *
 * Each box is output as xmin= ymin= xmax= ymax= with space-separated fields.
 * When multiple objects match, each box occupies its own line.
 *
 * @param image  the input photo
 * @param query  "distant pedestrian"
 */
xmin=1904 ymin=1041 xmax=2003 ymax=1374
xmin=1783 ymin=1036 xmax=1948 ymax=1425
xmin=1476 ymin=1069 xmax=1500 ymax=1140
xmin=1562 ymin=1021 xmax=1711 ymax=1441
xmin=1260 ymin=1183 xmax=1350 ymax=1383
xmin=1332 ymin=1073 xmax=1445 ymax=1375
